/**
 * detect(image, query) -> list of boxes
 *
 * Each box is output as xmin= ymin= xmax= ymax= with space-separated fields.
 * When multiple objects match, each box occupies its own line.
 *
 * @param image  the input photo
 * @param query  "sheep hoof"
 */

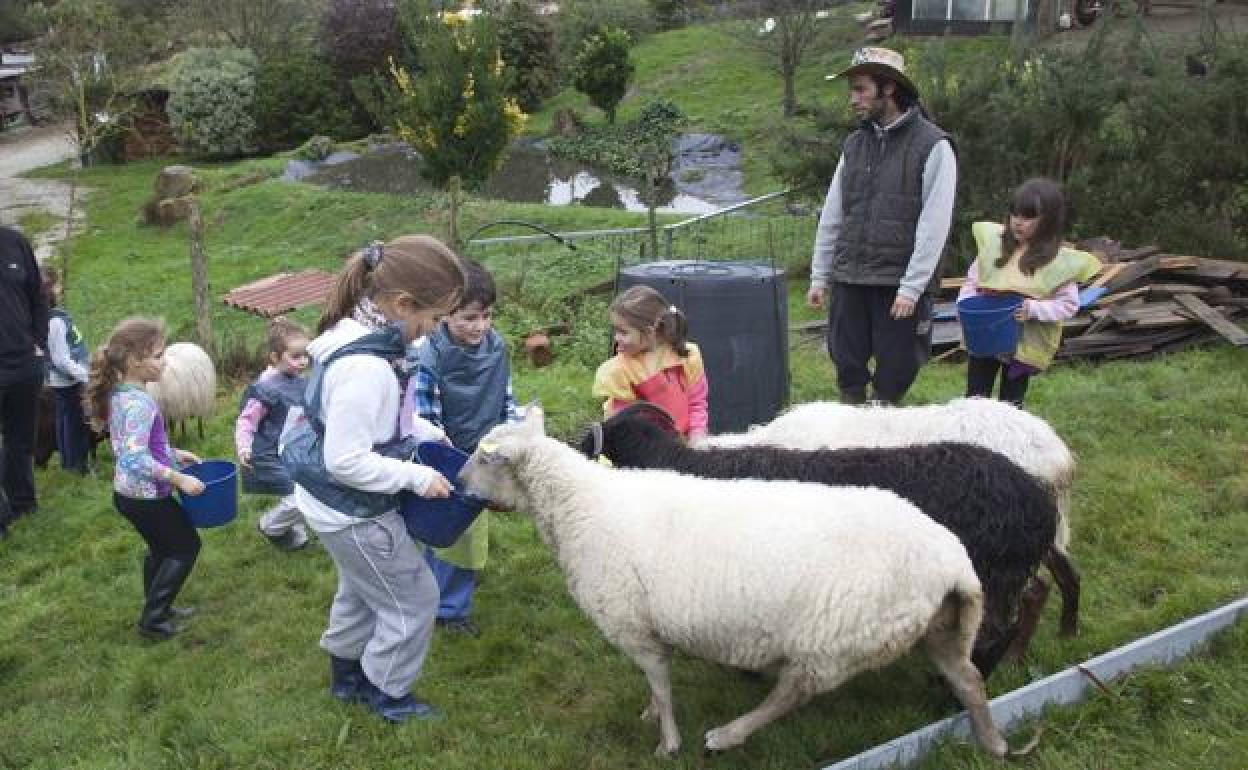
xmin=703 ymin=726 xmax=741 ymax=752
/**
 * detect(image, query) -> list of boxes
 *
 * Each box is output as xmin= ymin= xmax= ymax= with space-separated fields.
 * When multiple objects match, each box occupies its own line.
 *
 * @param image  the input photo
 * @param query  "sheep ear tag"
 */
xmin=477 ymin=441 xmax=507 ymax=466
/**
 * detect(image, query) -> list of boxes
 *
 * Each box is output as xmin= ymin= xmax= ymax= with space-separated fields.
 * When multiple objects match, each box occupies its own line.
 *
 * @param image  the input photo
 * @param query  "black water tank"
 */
xmin=616 ymin=260 xmax=789 ymax=434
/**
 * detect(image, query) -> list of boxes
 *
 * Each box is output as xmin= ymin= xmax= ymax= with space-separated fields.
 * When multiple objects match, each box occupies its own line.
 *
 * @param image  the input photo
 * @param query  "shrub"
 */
xmin=388 ymin=13 xmax=526 ymax=188
xmin=772 ymin=41 xmax=1248 ymax=265
xmin=571 ymin=26 xmax=634 ymax=125
xmin=497 ymin=0 xmax=560 ymax=112
xmin=167 ymin=47 xmax=259 ymax=159
xmin=252 ymin=51 xmax=369 ymax=151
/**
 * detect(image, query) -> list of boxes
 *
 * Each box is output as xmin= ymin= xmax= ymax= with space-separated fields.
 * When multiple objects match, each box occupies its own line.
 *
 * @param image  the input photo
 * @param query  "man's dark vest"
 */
xmin=831 ymin=109 xmax=949 ymax=290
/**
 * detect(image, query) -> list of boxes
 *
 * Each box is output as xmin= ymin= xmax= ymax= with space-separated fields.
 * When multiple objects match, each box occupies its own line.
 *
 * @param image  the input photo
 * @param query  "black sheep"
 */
xmin=580 ymin=402 xmax=1059 ymax=679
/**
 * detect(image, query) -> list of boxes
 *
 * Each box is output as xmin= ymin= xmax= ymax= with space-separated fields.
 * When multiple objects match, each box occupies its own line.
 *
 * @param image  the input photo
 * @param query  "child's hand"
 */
xmin=174 ymin=449 xmax=202 ymax=467
xmin=175 ymin=472 xmax=206 ymax=496
xmin=1014 ymin=303 xmax=1029 ymax=321
xmin=421 ymin=472 xmax=452 ymax=499
xmin=238 ymin=448 xmax=253 ymax=468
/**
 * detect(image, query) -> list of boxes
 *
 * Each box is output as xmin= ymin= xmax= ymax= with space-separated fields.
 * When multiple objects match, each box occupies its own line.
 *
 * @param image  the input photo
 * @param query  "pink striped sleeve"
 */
xmin=235 ymin=398 xmax=268 ymax=455
xmin=686 ymin=376 xmax=709 ymax=438
xmin=1024 ymin=281 xmax=1080 ymax=322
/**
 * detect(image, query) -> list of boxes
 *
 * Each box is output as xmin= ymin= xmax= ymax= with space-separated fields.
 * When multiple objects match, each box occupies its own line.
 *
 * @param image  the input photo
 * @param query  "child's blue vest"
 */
xmin=281 ymin=325 xmax=421 ymax=518
xmin=47 ymin=307 xmax=88 ymax=384
xmin=409 ymin=323 xmax=511 ymax=453
xmin=239 ymin=372 xmax=307 ymax=495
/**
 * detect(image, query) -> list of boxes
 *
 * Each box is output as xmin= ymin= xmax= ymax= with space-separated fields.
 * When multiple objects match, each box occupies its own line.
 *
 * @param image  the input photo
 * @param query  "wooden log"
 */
xmin=1173 ymin=294 xmax=1248 ymax=347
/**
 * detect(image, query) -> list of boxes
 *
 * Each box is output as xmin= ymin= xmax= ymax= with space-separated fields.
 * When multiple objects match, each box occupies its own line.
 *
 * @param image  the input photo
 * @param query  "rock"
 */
xmin=155 ymin=165 xmax=199 ymax=200
xmin=294 ymin=135 xmax=335 ymax=161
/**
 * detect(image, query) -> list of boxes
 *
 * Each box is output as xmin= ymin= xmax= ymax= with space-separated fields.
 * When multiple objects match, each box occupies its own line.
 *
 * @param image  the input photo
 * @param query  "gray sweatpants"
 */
xmin=318 ymin=512 xmax=438 ymax=698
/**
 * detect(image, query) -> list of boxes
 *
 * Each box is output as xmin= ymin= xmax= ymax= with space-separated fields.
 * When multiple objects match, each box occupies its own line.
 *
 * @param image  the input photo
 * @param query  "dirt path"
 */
xmin=0 ymin=124 xmax=84 ymax=263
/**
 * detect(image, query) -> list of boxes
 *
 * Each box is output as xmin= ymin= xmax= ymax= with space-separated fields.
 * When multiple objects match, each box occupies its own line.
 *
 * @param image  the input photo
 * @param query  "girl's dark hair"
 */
xmin=869 ymin=74 xmax=919 ymax=111
xmin=41 ymin=266 xmax=60 ymax=305
xmin=997 ymin=177 xmax=1066 ymax=276
xmin=266 ymin=316 xmax=310 ymax=356
xmin=610 ymin=285 xmax=690 ymax=357
xmin=318 ymin=235 xmax=466 ymax=333
xmin=456 ymin=258 xmax=497 ymax=312
xmin=84 ymin=317 xmax=166 ymax=431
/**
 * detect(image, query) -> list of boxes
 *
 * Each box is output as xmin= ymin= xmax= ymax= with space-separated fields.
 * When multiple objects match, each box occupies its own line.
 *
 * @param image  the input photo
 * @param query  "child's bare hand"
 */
xmin=176 ymin=473 xmax=206 ymax=496
xmin=174 ymin=449 xmax=202 ymax=467
xmin=422 ymin=472 xmax=452 ymax=499
xmin=238 ymin=448 xmax=253 ymax=468
xmin=1014 ymin=304 xmax=1028 ymax=321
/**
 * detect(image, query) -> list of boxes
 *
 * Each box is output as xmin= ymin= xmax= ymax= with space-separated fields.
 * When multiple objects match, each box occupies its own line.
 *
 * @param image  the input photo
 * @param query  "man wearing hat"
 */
xmin=806 ymin=47 xmax=956 ymax=405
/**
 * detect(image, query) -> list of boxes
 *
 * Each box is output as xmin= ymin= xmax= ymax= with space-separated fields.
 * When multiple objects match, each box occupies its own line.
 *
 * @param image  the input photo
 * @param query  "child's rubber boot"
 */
xmin=143 ymin=553 xmax=195 ymax=620
xmin=362 ymin=680 xmax=445 ymax=724
xmin=329 ymin=655 xmax=367 ymax=703
xmin=137 ymin=557 xmax=194 ymax=640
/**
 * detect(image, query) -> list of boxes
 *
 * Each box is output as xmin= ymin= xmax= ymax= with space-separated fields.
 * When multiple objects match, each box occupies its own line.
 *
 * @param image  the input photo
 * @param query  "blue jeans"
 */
xmin=423 ymin=549 xmax=478 ymax=621
xmin=53 ymin=384 xmax=91 ymax=473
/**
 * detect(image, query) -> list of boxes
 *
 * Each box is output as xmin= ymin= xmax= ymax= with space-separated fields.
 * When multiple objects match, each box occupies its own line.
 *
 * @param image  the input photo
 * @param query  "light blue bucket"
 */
xmin=179 ymin=460 xmax=239 ymax=528
xmin=957 ymin=294 xmax=1024 ymax=357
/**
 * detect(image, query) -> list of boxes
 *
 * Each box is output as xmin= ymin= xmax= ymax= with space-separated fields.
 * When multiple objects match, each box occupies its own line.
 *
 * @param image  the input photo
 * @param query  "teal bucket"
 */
xmin=398 ymin=442 xmax=488 ymax=548
xmin=179 ymin=460 xmax=239 ymax=528
xmin=957 ymin=294 xmax=1024 ymax=357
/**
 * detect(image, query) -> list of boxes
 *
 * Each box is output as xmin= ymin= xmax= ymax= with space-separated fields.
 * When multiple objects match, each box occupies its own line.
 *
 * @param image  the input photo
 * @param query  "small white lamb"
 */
xmin=145 ymin=341 xmax=217 ymax=438
xmin=459 ymin=407 xmax=1009 ymax=758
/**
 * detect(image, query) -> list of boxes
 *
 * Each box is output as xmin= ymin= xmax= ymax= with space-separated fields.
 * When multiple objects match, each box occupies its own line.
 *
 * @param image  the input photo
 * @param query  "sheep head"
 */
xmin=578 ymin=400 xmax=678 ymax=460
xmin=460 ymin=403 xmax=546 ymax=509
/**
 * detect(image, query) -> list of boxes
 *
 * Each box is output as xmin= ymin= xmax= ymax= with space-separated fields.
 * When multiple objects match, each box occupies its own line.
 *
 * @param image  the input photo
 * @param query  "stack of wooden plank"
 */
xmin=929 ymin=239 xmax=1248 ymax=361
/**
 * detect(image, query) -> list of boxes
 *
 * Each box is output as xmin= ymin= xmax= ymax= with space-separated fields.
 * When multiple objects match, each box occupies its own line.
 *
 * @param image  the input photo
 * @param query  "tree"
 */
xmin=497 ymin=0 xmax=559 ymax=112
xmin=173 ymin=0 xmax=322 ymax=60
xmin=319 ymin=0 xmax=402 ymax=79
xmin=735 ymin=0 xmax=843 ymax=118
xmin=388 ymin=12 xmax=527 ymax=189
xmin=571 ymin=26 xmax=634 ymax=124
xmin=28 ymin=0 xmax=144 ymax=163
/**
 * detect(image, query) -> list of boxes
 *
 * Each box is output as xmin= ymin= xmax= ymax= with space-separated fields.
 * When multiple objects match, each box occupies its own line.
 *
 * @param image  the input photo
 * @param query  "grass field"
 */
xmin=6 ymin=15 xmax=1248 ymax=768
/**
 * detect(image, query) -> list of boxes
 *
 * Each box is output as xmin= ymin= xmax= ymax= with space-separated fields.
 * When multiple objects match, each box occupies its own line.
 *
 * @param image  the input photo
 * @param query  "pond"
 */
xmin=285 ymin=134 xmax=750 ymax=215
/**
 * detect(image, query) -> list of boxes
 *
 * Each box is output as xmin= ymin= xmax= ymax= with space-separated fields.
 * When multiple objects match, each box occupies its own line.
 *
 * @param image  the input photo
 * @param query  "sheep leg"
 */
xmin=1004 ymin=576 xmax=1051 ymax=662
xmin=1045 ymin=547 xmax=1081 ymax=637
xmin=625 ymin=646 xmax=681 ymax=757
xmin=703 ymin=665 xmax=817 ymax=752
xmin=924 ymin=602 xmax=1008 ymax=758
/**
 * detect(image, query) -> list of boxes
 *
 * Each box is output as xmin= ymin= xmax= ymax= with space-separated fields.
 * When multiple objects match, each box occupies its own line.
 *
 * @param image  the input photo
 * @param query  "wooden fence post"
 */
xmin=189 ymin=198 xmax=213 ymax=351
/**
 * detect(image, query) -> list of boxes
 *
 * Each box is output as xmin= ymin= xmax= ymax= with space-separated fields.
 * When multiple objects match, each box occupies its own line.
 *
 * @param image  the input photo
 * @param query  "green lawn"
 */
xmin=7 ymin=154 xmax=1248 ymax=768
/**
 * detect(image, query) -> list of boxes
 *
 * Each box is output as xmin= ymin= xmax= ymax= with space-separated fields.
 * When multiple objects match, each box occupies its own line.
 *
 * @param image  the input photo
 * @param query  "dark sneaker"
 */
xmin=363 ymin=683 xmax=445 ymax=724
xmin=258 ymin=520 xmax=309 ymax=551
xmin=436 ymin=618 xmax=481 ymax=638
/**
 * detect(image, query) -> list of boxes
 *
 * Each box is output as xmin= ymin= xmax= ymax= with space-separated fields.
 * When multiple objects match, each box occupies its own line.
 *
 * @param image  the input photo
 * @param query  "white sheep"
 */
xmin=459 ymin=407 xmax=1009 ymax=759
xmin=145 ymin=341 xmax=217 ymax=440
xmin=702 ymin=396 xmax=1081 ymax=643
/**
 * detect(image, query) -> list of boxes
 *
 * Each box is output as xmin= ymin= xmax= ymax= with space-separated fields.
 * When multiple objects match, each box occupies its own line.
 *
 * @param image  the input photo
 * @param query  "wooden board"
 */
xmin=1103 ymin=254 xmax=1164 ymax=292
xmin=1173 ymin=294 xmax=1248 ymax=346
xmin=1090 ymin=263 xmax=1126 ymax=288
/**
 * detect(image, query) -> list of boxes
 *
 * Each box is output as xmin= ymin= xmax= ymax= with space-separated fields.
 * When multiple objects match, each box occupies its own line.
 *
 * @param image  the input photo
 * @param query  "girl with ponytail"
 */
xmin=592 ymin=285 xmax=710 ymax=442
xmin=86 ymin=317 xmax=206 ymax=641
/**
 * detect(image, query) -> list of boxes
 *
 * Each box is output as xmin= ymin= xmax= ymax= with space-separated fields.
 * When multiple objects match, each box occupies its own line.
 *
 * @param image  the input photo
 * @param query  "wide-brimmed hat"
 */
xmin=826 ymin=47 xmax=919 ymax=100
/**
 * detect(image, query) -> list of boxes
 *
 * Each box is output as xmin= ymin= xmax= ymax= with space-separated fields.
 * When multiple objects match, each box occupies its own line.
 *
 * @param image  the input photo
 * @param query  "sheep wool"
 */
xmin=460 ymin=409 xmax=1009 ymax=759
xmin=702 ymin=396 xmax=1080 ymax=639
xmin=582 ymin=403 xmax=1057 ymax=678
xmin=145 ymin=342 xmax=217 ymax=425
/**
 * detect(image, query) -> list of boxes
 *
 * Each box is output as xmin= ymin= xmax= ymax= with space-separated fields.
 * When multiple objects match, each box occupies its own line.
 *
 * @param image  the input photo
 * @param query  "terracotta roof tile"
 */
xmin=223 ymin=269 xmax=337 ymax=318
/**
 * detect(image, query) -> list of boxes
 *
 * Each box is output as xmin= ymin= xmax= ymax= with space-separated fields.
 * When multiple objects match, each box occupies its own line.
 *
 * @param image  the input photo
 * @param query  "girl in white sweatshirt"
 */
xmin=289 ymin=236 xmax=464 ymax=723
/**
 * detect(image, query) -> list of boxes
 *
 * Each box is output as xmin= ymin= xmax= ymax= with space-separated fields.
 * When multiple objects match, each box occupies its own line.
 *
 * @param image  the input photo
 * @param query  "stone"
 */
xmin=155 ymin=195 xmax=195 ymax=227
xmin=155 ymin=165 xmax=199 ymax=200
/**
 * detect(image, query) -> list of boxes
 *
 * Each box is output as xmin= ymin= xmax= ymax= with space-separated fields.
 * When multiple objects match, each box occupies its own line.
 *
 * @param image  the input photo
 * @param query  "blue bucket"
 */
xmin=398 ymin=442 xmax=487 ymax=548
xmin=179 ymin=460 xmax=239 ymax=528
xmin=957 ymin=294 xmax=1024 ymax=357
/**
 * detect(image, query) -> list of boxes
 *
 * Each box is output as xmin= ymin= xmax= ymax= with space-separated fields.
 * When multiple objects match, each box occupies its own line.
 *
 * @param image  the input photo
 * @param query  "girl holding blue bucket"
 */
xmin=85 ymin=318 xmax=206 ymax=641
xmin=957 ymin=178 xmax=1101 ymax=406
xmin=282 ymin=236 xmax=463 ymax=724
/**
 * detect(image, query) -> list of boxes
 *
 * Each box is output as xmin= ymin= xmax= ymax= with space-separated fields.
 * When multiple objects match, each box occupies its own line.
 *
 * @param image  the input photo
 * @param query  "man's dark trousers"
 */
xmin=0 ymin=371 xmax=42 ymax=521
xmin=826 ymin=282 xmax=933 ymax=405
